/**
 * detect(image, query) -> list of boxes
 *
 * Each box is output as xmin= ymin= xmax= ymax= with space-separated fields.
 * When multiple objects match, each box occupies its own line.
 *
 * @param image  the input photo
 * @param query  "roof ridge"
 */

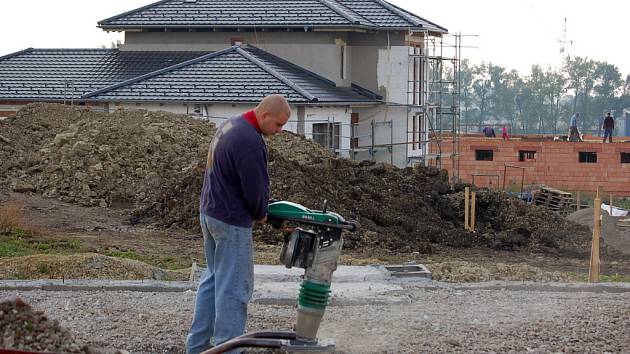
xmin=314 ymin=0 xmax=367 ymax=25
xmin=98 ymin=0 xmax=172 ymax=27
xmin=82 ymin=47 xmax=238 ymax=98
xmin=245 ymin=45 xmax=336 ymax=86
xmin=0 ymin=48 xmax=34 ymax=62
xmin=235 ymin=47 xmax=317 ymax=102
xmin=376 ymin=0 xmax=448 ymax=32
xmin=368 ymin=0 xmax=421 ymax=27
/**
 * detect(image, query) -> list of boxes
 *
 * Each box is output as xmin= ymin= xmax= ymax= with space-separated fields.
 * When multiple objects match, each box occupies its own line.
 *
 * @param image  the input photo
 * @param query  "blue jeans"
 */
xmin=186 ymin=213 xmax=254 ymax=354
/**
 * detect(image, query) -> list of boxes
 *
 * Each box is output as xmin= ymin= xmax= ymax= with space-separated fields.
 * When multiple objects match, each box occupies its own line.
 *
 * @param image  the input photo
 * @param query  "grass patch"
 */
xmin=571 ymin=272 xmax=630 ymax=283
xmin=104 ymin=249 xmax=189 ymax=270
xmin=0 ymin=234 xmax=84 ymax=258
xmin=37 ymin=263 xmax=50 ymax=274
xmin=0 ymin=201 xmax=24 ymax=234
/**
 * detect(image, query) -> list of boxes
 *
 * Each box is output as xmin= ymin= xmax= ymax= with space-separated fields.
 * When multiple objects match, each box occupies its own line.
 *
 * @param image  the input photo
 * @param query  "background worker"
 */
xmin=501 ymin=124 xmax=509 ymax=140
xmin=482 ymin=126 xmax=496 ymax=138
xmin=186 ymin=94 xmax=291 ymax=354
xmin=569 ymin=112 xmax=582 ymax=142
xmin=603 ymin=112 xmax=615 ymax=143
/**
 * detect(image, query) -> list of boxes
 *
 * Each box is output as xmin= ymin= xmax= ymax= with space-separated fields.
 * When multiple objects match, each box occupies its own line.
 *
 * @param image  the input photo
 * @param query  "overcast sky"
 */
xmin=1 ymin=0 xmax=628 ymax=76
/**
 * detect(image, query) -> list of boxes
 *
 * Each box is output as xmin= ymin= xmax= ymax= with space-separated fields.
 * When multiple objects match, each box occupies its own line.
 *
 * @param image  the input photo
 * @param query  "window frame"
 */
xmin=578 ymin=151 xmax=597 ymax=163
xmin=475 ymin=149 xmax=494 ymax=161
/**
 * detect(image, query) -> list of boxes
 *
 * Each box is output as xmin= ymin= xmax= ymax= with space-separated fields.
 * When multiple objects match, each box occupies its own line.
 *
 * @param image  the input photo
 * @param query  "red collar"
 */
xmin=243 ymin=110 xmax=261 ymax=133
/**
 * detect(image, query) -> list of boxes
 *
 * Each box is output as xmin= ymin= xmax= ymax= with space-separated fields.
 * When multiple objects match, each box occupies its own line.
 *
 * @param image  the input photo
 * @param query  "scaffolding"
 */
xmin=407 ymin=32 xmax=462 ymax=181
xmin=346 ymin=31 xmax=463 ymax=180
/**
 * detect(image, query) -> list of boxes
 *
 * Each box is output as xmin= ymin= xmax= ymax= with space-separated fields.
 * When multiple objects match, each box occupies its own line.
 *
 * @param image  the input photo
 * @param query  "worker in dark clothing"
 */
xmin=482 ymin=126 xmax=496 ymax=138
xmin=603 ymin=112 xmax=614 ymax=143
xmin=569 ymin=112 xmax=582 ymax=142
xmin=186 ymin=94 xmax=291 ymax=354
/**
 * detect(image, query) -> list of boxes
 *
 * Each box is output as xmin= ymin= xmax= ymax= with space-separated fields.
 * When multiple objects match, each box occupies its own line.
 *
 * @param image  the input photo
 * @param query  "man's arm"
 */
xmin=236 ymin=146 xmax=270 ymax=223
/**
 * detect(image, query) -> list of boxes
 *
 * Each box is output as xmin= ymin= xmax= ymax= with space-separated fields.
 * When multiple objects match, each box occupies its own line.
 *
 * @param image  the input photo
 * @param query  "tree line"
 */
xmin=458 ymin=57 xmax=630 ymax=135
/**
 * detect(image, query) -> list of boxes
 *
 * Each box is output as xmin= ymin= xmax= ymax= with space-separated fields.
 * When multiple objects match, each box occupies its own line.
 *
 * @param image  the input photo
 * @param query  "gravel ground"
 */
xmin=1 ymin=286 xmax=629 ymax=354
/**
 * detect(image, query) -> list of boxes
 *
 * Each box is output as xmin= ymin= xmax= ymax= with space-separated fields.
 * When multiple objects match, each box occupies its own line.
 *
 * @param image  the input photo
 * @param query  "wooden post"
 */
xmin=464 ymin=187 xmax=470 ymax=231
xmin=576 ymin=191 xmax=581 ymax=211
xmin=610 ymin=193 xmax=613 ymax=215
xmin=471 ymin=191 xmax=477 ymax=231
xmin=589 ymin=197 xmax=601 ymax=283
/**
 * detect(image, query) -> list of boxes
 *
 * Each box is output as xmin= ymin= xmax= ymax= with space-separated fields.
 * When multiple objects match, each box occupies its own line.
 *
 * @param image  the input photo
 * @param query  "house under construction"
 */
xmin=0 ymin=0 xmax=462 ymax=170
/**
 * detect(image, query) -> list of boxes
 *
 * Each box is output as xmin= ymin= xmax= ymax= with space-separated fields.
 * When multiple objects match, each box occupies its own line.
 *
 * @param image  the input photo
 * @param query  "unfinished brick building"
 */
xmin=431 ymin=135 xmax=630 ymax=196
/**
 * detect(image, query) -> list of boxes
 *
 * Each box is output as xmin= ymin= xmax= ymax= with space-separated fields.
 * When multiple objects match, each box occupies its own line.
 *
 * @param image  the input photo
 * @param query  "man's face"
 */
xmin=259 ymin=110 xmax=290 ymax=136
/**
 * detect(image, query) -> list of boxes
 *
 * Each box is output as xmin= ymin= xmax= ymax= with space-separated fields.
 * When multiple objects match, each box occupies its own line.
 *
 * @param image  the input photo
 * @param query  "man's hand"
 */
xmin=255 ymin=216 xmax=267 ymax=225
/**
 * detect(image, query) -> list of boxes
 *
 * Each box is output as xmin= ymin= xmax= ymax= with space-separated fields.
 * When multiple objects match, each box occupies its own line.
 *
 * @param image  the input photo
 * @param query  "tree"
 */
xmin=471 ymin=63 xmax=492 ymax=129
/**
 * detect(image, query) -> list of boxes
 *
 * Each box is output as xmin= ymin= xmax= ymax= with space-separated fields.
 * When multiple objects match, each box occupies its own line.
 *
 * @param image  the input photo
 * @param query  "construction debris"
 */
xmin=0 ymin=297 xmax=95 ymax=353
xmin=533 ymin=187 xmax=574 ymax=215
xmin=0 ymin=103 xmax=593 ymax=255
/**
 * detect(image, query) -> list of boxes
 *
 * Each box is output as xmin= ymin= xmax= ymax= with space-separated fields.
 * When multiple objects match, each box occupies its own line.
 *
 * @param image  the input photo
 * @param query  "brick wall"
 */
xmin=0 ymin=111 xmax=17 ymax=118
xmin=432 ymin=137 xmax=630 ymax=196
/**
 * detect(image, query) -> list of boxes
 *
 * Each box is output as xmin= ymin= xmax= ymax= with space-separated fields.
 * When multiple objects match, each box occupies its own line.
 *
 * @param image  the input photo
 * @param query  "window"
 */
xmin=313 ymin=122 xmax=340 ymax=151
xmin=518 ymin=150 xmax=536 ymax=161
xmin=475 ymin=149 xmax=493 ymax=161
xmin=350 ymin=113 xmax=359 ymax=149
xmin=621 ymin=152 xmax=630 ymax=163
xmin=411 ymin=113 xmax=425 ymax=150
xmin=190 ymin=104 xmax=207 ymax=117
xmin=410 ymin=45 xmax=422 ymax=105
xmin=340 ymin=45 xmax=346 ymax=80
xmin=579 ymin=152 xmax=597 ymax=163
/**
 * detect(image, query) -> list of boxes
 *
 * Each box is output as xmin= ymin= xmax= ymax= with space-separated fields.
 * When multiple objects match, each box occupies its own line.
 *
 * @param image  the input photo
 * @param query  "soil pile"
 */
xmin=0 ymin=103 xmax=213 ymax=208
xmin=1 ymin=103 xmax=592 ymax=254
xmin=0 ymin=297 xmax=94 ymax=353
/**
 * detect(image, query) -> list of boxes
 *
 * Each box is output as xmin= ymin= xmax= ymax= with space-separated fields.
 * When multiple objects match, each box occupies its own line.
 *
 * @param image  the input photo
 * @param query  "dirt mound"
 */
xmin=447 ymin=191 xmax=593 ymax=255
xmin=428 ymin=261 xmax=570 ymax=282
xmin=0 ymin=254 xmax=177 ymax=280
xmin=1 ymin=103 xmax=593 ymax=255
xmin=0 ymin=297 xmax=94 ymax=353
xmin=0 ymin=103 xmax=213 ymax=208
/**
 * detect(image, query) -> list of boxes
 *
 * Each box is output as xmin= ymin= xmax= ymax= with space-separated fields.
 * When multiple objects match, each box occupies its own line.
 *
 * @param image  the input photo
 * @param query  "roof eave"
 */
xmin=82 ymin=97 xmax=382 ymax=105
xmin=99 ymin=25 xmax=375 ymax=31
xmin=99 ymin=24 xmax=447 ymax=34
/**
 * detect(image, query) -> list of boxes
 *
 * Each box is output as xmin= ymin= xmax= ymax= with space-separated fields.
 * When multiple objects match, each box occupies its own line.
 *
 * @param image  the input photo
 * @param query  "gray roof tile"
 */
xmin=0 ymin=49 xmax=206 ymax=100
xmin=0 ymin=46 xmax=381 ymax=104
xmin=98 ymin=0 xmax=446 ymax=32
xmin=82 ymin=45 xmax=382 ymax=103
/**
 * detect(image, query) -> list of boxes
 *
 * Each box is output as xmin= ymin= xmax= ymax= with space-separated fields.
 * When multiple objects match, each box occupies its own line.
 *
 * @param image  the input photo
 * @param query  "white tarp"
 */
xmin=601 ymin=203 xmax=629 ymax=217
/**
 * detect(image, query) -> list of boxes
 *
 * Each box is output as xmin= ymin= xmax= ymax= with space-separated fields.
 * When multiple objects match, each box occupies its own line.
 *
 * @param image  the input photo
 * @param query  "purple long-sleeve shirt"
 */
xmin=199 ymin=113 xmax=269 ymax=228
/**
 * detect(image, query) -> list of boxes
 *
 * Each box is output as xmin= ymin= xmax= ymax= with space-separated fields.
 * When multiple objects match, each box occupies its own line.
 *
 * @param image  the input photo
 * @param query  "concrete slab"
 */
xmin=253 ymin=281 xmax=408 ymax=306
xmin=192 ymin=265 xmax=392 ymax=283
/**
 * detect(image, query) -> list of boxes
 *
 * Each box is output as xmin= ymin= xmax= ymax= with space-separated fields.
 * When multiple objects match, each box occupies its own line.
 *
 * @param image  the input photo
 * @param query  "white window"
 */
xmin=340 ymin=45 xmax=346 ymax=80
xmin=411 ymin=113 xmax=424 ymax=150
xmin=313 ymin=122 xmax=340 ymax=151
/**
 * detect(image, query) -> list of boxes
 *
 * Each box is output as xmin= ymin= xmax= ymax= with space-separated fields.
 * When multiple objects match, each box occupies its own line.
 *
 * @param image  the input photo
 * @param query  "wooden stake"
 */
xmin=576 ymin=191 xmax=581 ymax=211
xmin=589 ymin=197 xmax=601 ymax=283
xmin=596 ymin=186 xmax=601 ymax=200
xmin=464 ymin=187 xmax=470 ymax=231
xmin=610 ymin=193 xmax=613 ymax=215
xmin=471 ymin=191 xmax=476 ymax=231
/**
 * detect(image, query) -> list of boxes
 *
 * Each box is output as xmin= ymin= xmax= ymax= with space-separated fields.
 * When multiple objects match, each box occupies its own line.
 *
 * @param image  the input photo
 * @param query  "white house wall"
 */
xmin=376 ymin=46 xmax=409 ymax=105
xmin=351 ymin=105 xmax=409 ymax=167
xmin=109 ymin=101 xmax=350 ymax=157
xmin=122 ymin=32 xmax=351 ymax=87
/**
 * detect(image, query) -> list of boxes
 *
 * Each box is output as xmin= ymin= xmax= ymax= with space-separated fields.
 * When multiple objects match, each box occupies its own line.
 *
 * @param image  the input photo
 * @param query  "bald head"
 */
xmin=254 ymin=94 xmax=291 ymax=136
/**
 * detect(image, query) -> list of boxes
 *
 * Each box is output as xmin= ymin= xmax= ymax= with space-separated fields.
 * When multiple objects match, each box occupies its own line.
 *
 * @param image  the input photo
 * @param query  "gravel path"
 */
xmin=1 ymin=285 xmax=629 ymax=354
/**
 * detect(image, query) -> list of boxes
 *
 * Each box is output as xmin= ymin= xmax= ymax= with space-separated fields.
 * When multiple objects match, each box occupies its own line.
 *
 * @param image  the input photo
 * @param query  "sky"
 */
xmin=1 ymin=0 xmax=628 ymax=76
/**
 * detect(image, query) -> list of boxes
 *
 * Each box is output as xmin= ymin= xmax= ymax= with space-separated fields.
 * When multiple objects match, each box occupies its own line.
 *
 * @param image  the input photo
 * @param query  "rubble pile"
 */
xmin=0 ymin=297 xmax=94 ymax=353
xmin=0 ymin=103 xmax=213 ymax=208
xmin=0 ymin=103 xmax=592 ymax=254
